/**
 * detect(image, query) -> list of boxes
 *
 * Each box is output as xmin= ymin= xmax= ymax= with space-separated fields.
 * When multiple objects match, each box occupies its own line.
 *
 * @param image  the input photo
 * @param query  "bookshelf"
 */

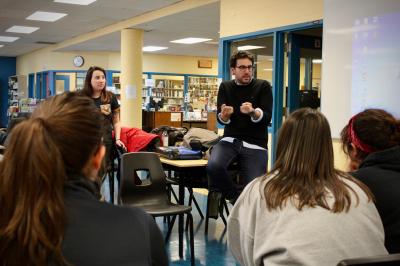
xmin=7 ymin=75 xmax=27 ymax=120
xmin=152 ymin=75 xmax=184 ymax=111
xmin=187 ymin=76 xmax=218 ymax=111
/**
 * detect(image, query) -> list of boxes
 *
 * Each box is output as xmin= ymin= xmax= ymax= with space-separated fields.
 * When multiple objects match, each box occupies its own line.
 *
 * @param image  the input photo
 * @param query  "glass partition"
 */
xmin=230 ymin=35 xmax=274 ymax=83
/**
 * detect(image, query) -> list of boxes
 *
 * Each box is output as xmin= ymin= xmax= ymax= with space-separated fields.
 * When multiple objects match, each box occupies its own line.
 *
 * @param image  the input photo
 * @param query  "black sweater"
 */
xmin=217 ymin=79 xmax=273 ymax=148
xmin=62 ymin=177 xmax=168 ymax=266
xmin=351 ymin=146 xmax=400 ymax=253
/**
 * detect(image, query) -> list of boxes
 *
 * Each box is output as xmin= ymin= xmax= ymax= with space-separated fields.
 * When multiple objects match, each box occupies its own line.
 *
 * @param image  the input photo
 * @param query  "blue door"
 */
xmin=55 ymin=75 xmax=70 ymax=94
xmin=35 ymin=73 xmax=42 ymax=99
xmin=286 ymin=29 xmax=322 ymax=114
xmin=28 ymin=73 xmax=34 ymax=98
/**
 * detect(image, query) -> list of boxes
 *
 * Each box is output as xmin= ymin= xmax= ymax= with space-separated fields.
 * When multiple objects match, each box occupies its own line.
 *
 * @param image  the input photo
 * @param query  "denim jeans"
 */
xmin=207 ymin=139 xmax=268 ymax=201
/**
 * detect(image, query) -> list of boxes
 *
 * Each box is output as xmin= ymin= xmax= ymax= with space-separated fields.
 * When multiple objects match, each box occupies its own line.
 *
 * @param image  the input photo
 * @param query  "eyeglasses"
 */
xmin=236 ymin=65 xmax=254 ymax=71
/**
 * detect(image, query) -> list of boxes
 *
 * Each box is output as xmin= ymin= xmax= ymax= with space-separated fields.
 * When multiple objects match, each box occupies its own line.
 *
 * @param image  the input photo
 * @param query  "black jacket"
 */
xmin=62 ymin=176 xmax=168 ymax=266
xmin=351 ymin=146 xmax=400 ymax=253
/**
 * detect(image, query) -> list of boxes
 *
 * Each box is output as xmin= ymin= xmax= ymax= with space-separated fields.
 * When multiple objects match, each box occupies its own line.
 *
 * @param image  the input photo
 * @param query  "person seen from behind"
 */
xmin=227 ymin=108 xmax=387 ymax=266
xmin=0 ymin=92 xmax=167 ymax=266
xmin=341 ymin=108 xmax=400 ymax=253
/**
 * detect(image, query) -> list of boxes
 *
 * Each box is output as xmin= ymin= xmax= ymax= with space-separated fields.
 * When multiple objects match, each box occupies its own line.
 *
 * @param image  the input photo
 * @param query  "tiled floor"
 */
xmin=102 ymin=178 xmax=239 ymax=266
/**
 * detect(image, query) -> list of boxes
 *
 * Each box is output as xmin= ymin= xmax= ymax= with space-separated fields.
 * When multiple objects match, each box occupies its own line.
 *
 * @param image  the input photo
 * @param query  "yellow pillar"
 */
xmin=120 ymin=28 xmax=143 ymax=128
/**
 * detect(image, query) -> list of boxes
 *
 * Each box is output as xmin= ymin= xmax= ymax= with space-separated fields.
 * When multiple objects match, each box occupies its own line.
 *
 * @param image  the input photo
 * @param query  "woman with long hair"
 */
xmin=80 ymin=66 xmax=125 ymax=175
xmin=341 ymin=108 xmax=400 ymax=253
xmin=227 ymin=108 xmax=387 ymax=266
xmin=0 ymin=92 xmax=167 ymax=266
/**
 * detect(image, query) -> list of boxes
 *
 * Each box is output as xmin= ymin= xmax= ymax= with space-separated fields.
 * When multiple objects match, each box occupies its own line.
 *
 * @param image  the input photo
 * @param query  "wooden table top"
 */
xmin=159 ymin=156 xmax=208 ymax=168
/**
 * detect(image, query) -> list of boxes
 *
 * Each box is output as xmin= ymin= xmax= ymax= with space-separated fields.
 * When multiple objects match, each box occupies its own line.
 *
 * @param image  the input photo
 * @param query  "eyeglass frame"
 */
xmin=235 ymin=64 xmax=254 ymax=71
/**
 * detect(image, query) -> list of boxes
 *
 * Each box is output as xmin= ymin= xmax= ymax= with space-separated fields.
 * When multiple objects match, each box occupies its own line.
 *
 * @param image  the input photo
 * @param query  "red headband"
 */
xmin=347 ymin=115 xmax=377 ymax=154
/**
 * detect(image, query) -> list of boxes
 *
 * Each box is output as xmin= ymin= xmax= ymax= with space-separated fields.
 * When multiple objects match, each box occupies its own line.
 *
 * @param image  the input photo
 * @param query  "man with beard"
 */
xmin=207 ymin=51 xmax=273 ymax=205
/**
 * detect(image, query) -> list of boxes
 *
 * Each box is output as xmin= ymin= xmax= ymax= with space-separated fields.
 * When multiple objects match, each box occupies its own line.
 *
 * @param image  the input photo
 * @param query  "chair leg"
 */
xmin=116 ymin=158 xmax=121 ymax=204
xmin=170 ymin=187 xmax=179 ymax=202
xmin=108 ymin=169 xmax=114 ymax=204
xmin=185 ymin=193 xmax=201 ymax=230
xmin=219 ymin=199 xmax=227 ymax=226
xmin=187 ymin=213 xmax=195 ymax=266
xmin=187 ymin=189 xmax=194 ymax=221
xmin=165 ymin=185 xmax=176 ymax=225
xmin=191 ymin=193 xmax=204 ymax=219
xmin=167 ymin=183 xmax=179 ymax=203
xmin=204 ymin=191 xmax=211 ymax=234
xmin=186 ymin=187 xmax=204 ymax=219
xmin=185 ymin=212 xmax=189 ymax=232
xmin=165 ymin=215 xmax=176 ymax=242
xmin=165 ymin=186 xmax=171 ymax=226
xmin=163 ymin=215 xmax=172 ymax=228
xmin=188 ymin=189 xmax=193 ymax=207
xmin=163 ymin=214 xmax=172 ymax=229
xmin=223 ymin=200 xmax=230 ymax=216
xmin=179 ymin=214 xmax=183 ymax=258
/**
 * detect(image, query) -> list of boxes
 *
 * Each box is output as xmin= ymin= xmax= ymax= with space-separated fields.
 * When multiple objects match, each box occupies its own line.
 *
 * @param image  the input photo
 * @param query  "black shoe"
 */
xmin=208 ymin=191 xmax=222 ymax=219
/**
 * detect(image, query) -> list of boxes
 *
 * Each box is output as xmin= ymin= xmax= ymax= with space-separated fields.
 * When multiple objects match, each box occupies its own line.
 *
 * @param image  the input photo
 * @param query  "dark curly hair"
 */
xmin=230 ymin=50 xmax=254 ymax=68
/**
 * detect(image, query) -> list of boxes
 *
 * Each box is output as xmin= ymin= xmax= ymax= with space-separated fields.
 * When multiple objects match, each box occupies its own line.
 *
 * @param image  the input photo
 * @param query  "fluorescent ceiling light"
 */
xmin=312 ymin=59 xmax=323 ymax=64
xmin=0 ymin=36 xmax=19 ymax=42
xmin=263 ymin=68 xmax=273 ymax=71
xmin=143 ymin=46 xmax=168 ymax=52
xmin=170 ymin=38 xmax=212 ymax=44
xmin=54 ymin=0 xmax=97 ymax=5
xmin=0 ymin=45 xmax=4 ymax=48
xmin=6 ymin=26 xmax=40 ymax=34
xmin=26 ymin=11 xmax=67 ymax=22
xmin=238 ymin=45 xmax=266 ymax=51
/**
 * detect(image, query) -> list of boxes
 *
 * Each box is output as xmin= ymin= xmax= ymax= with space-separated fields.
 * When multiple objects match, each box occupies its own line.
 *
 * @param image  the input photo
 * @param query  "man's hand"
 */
xmin=240 ymin=102 xmax=254 ymax=114
xmin=241 ymin=102 xmax=259 ymax=119
xmin=220 ymin=104 xmax=234 ymax=122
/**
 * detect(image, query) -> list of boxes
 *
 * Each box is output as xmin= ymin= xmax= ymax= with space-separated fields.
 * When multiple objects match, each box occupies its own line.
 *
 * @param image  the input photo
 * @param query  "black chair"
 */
xmin=337 ymin=254 xmax=400 ymax=266
xmin=119 ymin=152 xmax=195 ymax=265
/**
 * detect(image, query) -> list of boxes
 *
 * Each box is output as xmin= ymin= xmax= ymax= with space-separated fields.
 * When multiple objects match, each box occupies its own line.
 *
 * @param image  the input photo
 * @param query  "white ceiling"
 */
xmin=0 ymin=0 xmax=220 ymax=57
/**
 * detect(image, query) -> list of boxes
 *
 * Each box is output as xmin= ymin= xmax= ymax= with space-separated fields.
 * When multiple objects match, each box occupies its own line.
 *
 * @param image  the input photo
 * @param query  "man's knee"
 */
xmin=206 ymin=158 xmax=226 ymax=176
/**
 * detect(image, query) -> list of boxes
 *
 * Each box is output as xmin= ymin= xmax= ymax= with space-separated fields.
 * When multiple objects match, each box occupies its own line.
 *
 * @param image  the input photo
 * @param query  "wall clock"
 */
xmin=73 ymin=55 xmax=84 ymax=67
